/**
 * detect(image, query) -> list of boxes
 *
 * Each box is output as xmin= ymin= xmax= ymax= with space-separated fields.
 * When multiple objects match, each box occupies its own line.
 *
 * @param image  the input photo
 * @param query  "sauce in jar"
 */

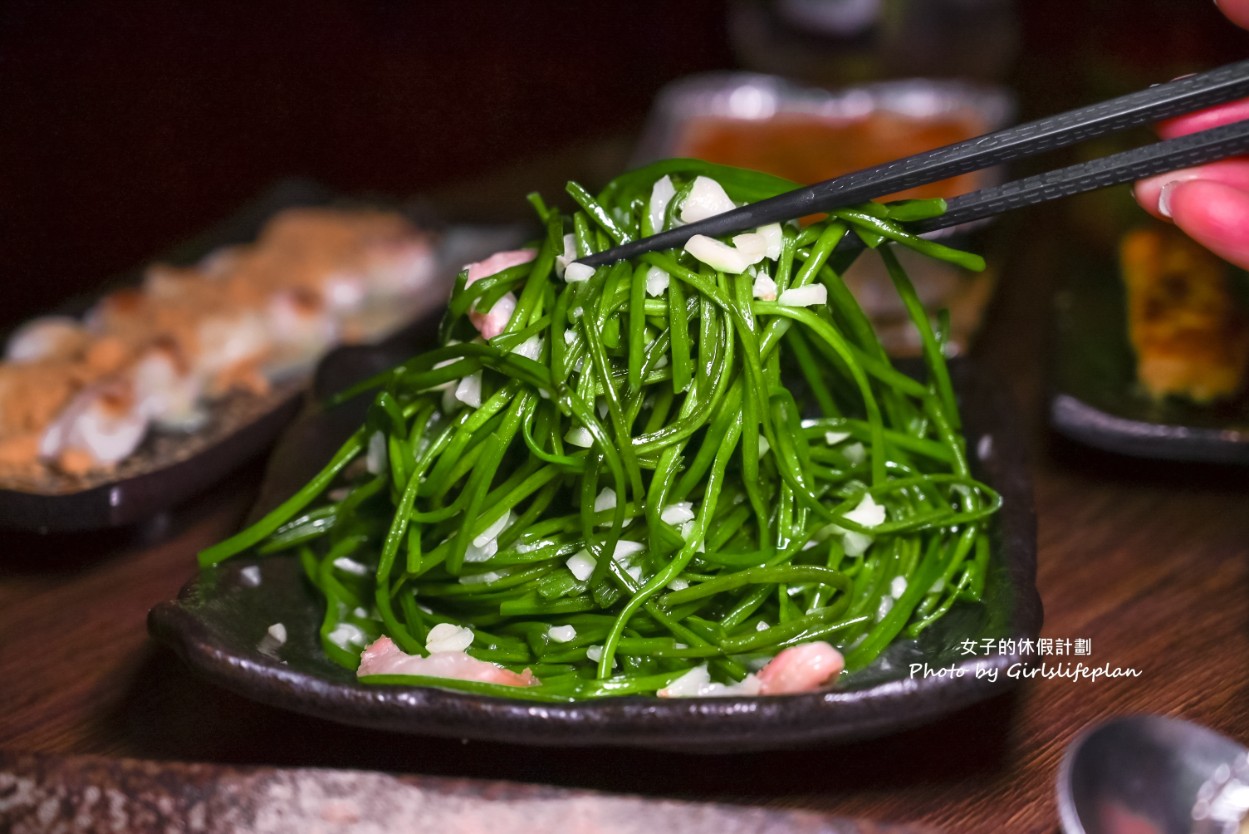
xmin=678 ymin=112 xmax=985 ymax=201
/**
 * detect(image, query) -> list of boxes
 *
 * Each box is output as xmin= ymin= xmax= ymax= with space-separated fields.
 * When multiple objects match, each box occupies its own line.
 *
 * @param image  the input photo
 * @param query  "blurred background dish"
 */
xmin=633 ymin=72 xmax=1015 ymax=355
xmin=0 ymin=180 xmax=521 ymax=531
xmin=1049 ymin=218 xmax=1249 ymax=465
xmin=632 ymin=72 xmax=1014 ymax=194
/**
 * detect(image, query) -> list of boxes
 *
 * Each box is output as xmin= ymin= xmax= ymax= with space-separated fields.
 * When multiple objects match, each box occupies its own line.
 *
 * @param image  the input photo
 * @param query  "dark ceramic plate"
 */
xmin=0 ymin=180 xmax=522 ymax=532
xmin=1048 ymin=234 xmax=1249 ymax=464
xmin=149 ymin=343 xmax=1041 ymax=753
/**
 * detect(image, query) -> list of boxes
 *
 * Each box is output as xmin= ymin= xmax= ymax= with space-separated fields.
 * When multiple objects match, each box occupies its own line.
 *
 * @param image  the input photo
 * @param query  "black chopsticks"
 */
xmin=902 ymin=116 xmax=1249 ymax=239
xmin=578 ymin=58 xmax=1249 ymax=267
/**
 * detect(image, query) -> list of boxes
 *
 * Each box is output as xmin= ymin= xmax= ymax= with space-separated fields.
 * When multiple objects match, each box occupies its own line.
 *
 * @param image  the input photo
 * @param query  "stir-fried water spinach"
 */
xmin=200 ymin=159 xmax=1001 ymax=701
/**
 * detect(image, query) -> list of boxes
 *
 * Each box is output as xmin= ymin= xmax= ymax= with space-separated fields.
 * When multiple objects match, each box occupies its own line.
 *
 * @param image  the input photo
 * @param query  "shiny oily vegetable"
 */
xmin=199 ymin=159 xmax=1001 ymax=701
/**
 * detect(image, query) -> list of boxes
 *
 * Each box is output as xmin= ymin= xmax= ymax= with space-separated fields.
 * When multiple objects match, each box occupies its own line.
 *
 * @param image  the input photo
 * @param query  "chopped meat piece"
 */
xmin=756 ymin=641 xmax=845 ymax=695
xmin=462 ymin=249 xmax=535 ymax=339
xmin=357 ymin=636 xmax=537 ymax=687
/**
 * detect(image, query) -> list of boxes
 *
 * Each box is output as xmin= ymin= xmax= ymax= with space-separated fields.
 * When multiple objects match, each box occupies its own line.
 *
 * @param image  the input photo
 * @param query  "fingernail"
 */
xmin=1158 ymin=181 xmax=1178 ymax=218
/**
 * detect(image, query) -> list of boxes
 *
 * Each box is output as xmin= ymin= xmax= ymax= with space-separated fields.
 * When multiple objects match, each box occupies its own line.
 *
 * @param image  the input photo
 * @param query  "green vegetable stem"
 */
xmin=199 ymin=159 xmax=999 ymax=701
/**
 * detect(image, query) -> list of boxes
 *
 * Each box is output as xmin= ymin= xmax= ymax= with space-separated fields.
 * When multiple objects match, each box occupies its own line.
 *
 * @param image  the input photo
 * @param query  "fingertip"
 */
xmin=1168 ymin=178 xmax=1249 ymax=228
xmin=1167 ymin=179 xmax=1249 ymax=270
xmin=1132 ymin=163 xmax=1249 ymax=220
xmin=1214 ymin=0 xmax=1249 ymax=29
xmin=1157 ymin=182 xmax=1176 ymax=219
xmin=1133 ymin=175 xmax=1180 ymax=221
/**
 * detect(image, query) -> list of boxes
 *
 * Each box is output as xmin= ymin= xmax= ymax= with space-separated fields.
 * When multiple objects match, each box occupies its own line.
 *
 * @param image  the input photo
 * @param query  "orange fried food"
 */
xmin=1121 ymin=225 xmax=1249 ymax=403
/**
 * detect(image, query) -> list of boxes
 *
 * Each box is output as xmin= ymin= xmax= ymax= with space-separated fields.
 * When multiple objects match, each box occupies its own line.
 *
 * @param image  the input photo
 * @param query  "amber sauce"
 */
xmin=679 ymin=112 xmax=984 ymax=201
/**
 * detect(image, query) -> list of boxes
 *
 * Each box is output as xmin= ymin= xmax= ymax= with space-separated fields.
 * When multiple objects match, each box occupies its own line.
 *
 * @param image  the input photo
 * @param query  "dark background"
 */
xmin=2 ymin=0 xmax=1245 ymax=329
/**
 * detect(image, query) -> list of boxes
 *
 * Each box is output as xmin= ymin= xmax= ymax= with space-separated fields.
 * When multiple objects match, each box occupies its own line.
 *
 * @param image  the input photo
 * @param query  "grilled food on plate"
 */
xmin=1121 ymin=224 xmax=1249 ymax=403
xmin=0 ymin=207 xmax=439 ymax=489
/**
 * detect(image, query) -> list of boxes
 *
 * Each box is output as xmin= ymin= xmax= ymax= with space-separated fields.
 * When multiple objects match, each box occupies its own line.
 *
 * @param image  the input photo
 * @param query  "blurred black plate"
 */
xmin=0 ymin=180 xmax=522 ymax=532
xmin=1048 ymin=236 xmax=1249 ymax=464
xmin=149 ymin=349 xmax=1041 ymax=753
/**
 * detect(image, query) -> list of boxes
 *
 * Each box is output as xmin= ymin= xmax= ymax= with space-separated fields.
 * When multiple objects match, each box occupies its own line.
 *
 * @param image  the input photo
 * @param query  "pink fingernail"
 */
xmin=1158 ymin=181 xmax=1178 ymax=218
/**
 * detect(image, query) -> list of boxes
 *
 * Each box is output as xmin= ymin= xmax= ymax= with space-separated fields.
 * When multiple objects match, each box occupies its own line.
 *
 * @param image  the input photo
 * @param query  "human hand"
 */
xmin=1133 ymin=0 xmax=1249 ymax=269
xmin=1214 ymin=0 xmax=1249 ymax=28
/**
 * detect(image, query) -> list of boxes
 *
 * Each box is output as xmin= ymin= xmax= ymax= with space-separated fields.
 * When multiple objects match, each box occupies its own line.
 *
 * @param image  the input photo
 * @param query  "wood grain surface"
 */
xmin=2 ymin=8 xmax=1248 ymax=832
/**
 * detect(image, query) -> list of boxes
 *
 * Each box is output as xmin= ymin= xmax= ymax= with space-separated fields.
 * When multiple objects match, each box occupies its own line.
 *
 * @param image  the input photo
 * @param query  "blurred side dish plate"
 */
xmin=0 ymin=206 xmax=436 ymax=491
xmin=0 ymin=182 xmax=518 ymax=530
xmin=5 ymin=208 xmax=436 ymax=472
xmin=1121 ymin=224 xmax=1249 ymax=405
xmin=632 ymin=71 xmax=1015 ymax=356
xmin=1049 ymin=220 xmax=1249 ymax=464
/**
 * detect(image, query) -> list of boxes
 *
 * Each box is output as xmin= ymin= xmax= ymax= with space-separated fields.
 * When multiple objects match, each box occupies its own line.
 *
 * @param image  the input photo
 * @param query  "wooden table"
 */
xmin=3 ymin=9 xmax=1249 ymax=830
